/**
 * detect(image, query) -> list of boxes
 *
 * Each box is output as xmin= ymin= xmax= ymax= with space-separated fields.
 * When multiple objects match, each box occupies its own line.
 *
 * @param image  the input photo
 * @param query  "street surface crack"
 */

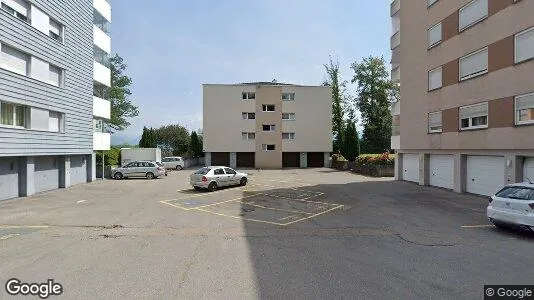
xmin=178 ymin=236 xmax=207 ymax=289
xmin=394 ymin=233 xmax=456 ymax=247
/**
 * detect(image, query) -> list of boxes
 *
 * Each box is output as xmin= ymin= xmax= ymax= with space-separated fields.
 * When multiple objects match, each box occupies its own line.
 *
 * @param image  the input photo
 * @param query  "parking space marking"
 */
xmin=282 ymin=205 xmax=345 ymax=226
xmin=461 ymin=225 xmax=494 ymax=228
xmin=194 ymin=208 xmax=285 ymax=226
xmin=0 ymin=225 xmax=49 ymax=229
xmin=0 ymin=234 xmax=20 ymax=240
xmin=240 ymin=202 xmax=315 ymax=215
xmin=194 ymin=194 xmax=260 ymax=209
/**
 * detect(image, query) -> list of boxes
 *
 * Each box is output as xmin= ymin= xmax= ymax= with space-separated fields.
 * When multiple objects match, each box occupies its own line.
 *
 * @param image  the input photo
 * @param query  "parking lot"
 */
xmin=0 ymin=168 xmax=533 ymax=299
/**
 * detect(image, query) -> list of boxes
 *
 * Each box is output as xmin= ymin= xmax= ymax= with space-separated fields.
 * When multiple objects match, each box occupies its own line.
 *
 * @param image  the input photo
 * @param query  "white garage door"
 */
xmin=466 ymin=156 xmax=504 ymax=196
xmin=524 ymin=158 xmax=534 ymax=182
xmin=429 ymin=155 xmax=454 ymax=190
xmin=402 ymin=154 xmax=419 ymax=183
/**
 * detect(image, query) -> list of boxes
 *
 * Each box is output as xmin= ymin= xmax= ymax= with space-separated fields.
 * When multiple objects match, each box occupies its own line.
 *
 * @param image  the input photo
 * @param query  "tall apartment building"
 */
xmin=0 ymin=0 xmax=111 ymax=200
xmin=203 ymin=82 xmax=332 ymax=169
xmin=390 ymin=0 xmax=534 ymax=196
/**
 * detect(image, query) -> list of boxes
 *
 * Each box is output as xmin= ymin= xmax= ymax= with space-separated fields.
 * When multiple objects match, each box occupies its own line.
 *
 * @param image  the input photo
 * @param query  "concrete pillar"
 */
xmin=420 ymin=154 xmax=429 ymax=186
xmin=394 ymin=152 xmax=403 ymax=180
xmin=59 ymin=156 xmax=71 ymax=188
xmin=453 ymin=154 xmax=466 ymax=193
xmin=19 ymin=156 xmax=35 ymax=197
xmin=323 ymin=152 xmax=330 ymax=168
xmin=300 ymin=152 xmax=307 ymax=168
xmin=503 ymin=154 xmax=521 ymax=184
xmin=88 ymin=152 xmax=96 ymax=182
xmin=205 ymin=152 xmax=211 ymax=167
xmin=230 ymin=152 xmax=237 ymax=169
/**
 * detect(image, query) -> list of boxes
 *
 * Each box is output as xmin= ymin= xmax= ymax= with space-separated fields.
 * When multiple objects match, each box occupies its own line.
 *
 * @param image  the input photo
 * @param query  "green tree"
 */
xmin=138 ymin=126 xmax=148 ymax=147
xmin=351 ymin=56 xmax=394 ymax=154
xmin=341 ymin=108 xmax=360 ymax=161
xmin=108 ymin=54 xmax=139 ymax=133
xmin=153 ymin=124 xmax=190 ymax=155
xmin=324 ymin=58 xmax=345 ymax=152
xmin=188 ymin=131 xmax=203 ymax=158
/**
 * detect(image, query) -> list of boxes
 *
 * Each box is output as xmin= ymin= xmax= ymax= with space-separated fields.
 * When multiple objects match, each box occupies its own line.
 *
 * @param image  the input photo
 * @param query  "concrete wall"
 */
xmin=400 ymin=0 xmax=534 ymax=151
xmin=255 ymin=86 xmax=283 ymax=169
xmin=0 ymin=0 xmax=94 ymax=157
xmin=70 ymin=155 xmax=87 ymax=185
xmin=0 ymin=157 xmax=19 ymax=200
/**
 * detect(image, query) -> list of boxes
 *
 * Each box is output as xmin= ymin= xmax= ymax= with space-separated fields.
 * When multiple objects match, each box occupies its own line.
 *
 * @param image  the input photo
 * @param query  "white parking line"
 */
xmin=0 ymin=234 xmax=20 ymax=240
xmin=76 ymin=200 xmax=86 ymax=204
xmin=461 ymin=225 xmax=494 ymax=228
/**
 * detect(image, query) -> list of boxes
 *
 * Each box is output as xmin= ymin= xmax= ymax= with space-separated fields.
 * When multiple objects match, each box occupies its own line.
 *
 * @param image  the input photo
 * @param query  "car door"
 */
xmin=224 ymin=168 xmax=238 ymax=185
xmin=123 ymin=162 xmax=137 ymax=177
xmin=213 ymin=168 xmax=226 ymax=186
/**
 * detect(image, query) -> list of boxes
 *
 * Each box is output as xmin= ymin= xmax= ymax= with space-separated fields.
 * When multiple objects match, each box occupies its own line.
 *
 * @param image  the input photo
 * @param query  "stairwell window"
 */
xmin=515 ymin=93 xmax=534 ymax=125
xmin=262 ymin=144 xmax=275 ymax=151
xmin=242 ymin=112 xmax=255 ymax=120
xmin=282 ymin=93 xmax=295 ymax=101
xmin=282 ymin=113 xmax=295 ymax=121
xmin=262 ymin=124 xmax=276 ymax=132
xmin=282 ymin=132 xmax=295 ymax=140
xmin=242 ymin=132 xmax=255 ymax=140
xmin=242 ymin=92 xmax=255 ymax=100
xmin=459 ymin=102 xmax=488 ymax=130
xmin=1 ymin=0 xmax=29 ymax=22
xmin=262 ymin=104 xmax=275 ymax=112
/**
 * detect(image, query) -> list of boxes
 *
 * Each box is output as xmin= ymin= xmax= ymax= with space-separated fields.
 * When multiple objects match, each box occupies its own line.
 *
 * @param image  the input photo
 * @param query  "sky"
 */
xmin=110 ymin=0 xmax=391 ymax=145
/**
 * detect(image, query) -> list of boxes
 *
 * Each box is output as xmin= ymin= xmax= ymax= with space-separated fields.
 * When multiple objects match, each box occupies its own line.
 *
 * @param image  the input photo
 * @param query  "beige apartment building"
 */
xmin=203 ymin=82 xmax=332 ymax=169
xmin=391 ymin=0 xmax=534 ymax=196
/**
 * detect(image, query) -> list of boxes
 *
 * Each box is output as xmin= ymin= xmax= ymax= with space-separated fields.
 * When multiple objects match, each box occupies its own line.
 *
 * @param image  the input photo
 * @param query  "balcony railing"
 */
xmin=391 ymin=31 xmax=400 ymax=50
xmin=93 ymin=9 xmax=111 ymax=34
xmin=391 ymin=0 xmax=400 ymax=17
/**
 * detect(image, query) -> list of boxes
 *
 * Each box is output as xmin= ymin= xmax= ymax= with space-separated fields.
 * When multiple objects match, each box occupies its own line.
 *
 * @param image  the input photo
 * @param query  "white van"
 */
xmin=161 ymin=157 xmax=185 ymax=170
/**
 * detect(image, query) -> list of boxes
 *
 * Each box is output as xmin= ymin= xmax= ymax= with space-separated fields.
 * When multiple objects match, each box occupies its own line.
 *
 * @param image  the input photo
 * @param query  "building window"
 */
xmin=262 ymin=144 xmax=275 ymax=151
xmin=282 ymin=132 xmax=295 ymax=140
xmin=242 ymin=92 xmax=255 ymax=100
xmin=459 ymin=47 xmax=488 ymax=81
xmin=428 ymin=22 xmax=442 ymax=48
xmin=93 ymin=118 xmax=103 ymax=132
xmin=93 ymin=8 xmax=111 ymax=34
xmin=428 ymin=66 xmax=442 ymax=91
xmin=0 ymin=101 xmax=26 ymax=128
xmin=242 ymin=112 xmax=255 ymax=120
xmin=94 ymin=45 xmax=110 ymax=68
xmin=262 ymin=104 xmax=275 ymax=112
xmin=241 ymin=132 xmax=255 ymax=140
xmin=282 ymin=93 xmax=295 ymax=101
xmin=1 ymin=0 xmax=29 ymax=22
xmin=282 ymin=113 xmax=296 ymax=120
xmin=0 ymin=44 xmax=30 ymax=76
xmin=262 ymin=124 xmax=276 ymax=131
xmin=515 ymin=26 xmax=534 ymax=64
xmin=48 ymin=65 xmax=62 ymax=87
xmin=49 ymin=19 xmax=63 ymax=43
xmin=428 ymin=111 xmax=442 ymax=133
xmin=94 ymin=81 xmax=109 ymax=100
xmin=48 ymin=111 xmax=62 ymax=132
xmin=459 ymin=0 xmax=488 ymax=32
xmin=459 ymin=102 xmax=488 ymax=130
xmin=427 ymin=0 xmax=439 ymax=7
xmin=515 ymin=93 xmax=534 ymax=125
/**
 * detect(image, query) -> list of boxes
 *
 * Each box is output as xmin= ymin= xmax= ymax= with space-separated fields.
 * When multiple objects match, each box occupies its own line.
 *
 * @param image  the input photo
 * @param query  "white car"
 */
xmin=161 ymin=156 xmax=185 ymax=170
xmin=487 ymin=182 xmax=534 ymax=231
xmin=190 ymin=166 xmax=248 ymax=192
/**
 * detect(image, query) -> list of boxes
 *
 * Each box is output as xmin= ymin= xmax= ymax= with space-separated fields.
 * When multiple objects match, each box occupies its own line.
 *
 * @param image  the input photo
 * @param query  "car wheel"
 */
xmin=492 ymin=221 xmax=511 ymax=230
xmin=146 ymin=172 xmax=155 ymax=180
xmin=176 ymin=165 xmax=183 ymax=171
xmin=194 ymin=186 xmax=202 ymax=191
xmin=114 ymin=172 xmax=123 ymax=180
xmin=208 ymin=182 xmax=218 ymax=192
xmin=240 ymin=177 xmax=247 ymax=186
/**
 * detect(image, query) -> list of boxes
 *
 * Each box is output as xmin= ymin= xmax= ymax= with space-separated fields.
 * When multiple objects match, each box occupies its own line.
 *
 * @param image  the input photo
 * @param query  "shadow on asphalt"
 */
xmin=239 ymin=179 xmax=534 ymax=298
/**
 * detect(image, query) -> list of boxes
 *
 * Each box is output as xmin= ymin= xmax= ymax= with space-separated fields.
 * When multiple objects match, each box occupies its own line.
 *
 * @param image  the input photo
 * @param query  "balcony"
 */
xmin=93 ymin=96 xmax=110 ymax=119
xmin=94 ymin=25 xmax=111 ymax=54
xmin=391 ymin=31 xmax=400 ymax=50
xmin=390 ymin=47 xmax=400 ymax=67
xmin=391 ymin=66 xmax=400 ymax=83
xmin=93 ymin=0 xmax=111 ymax=22
xmin=390 ymin=0 xmax=400 ymax=17
xmin=93 ymin=132 xmax=111 ymax=151
xmin=94 ymin=60 xmax=111 ymax=87
xmin=391 ymin=101 xmax=400 ymax=116
xmin=391 ymin=135 xmax=400 ymax=150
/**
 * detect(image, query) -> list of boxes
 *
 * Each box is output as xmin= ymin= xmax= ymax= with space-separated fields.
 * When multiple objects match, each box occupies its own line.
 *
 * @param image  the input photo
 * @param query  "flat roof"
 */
xmin=203 ymin=82 xmax=330 ymax=88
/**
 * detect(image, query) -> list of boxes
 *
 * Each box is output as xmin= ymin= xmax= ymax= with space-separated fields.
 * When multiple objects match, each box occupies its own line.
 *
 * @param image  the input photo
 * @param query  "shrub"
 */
xmin=356 ymin=152 xmax=394 ymax=166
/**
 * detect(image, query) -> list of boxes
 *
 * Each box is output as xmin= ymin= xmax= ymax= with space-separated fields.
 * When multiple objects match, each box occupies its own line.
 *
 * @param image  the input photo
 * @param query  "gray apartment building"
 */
xmin=0 ymin=0 xmax=112 ymax=200
xmin=390 ymin=0 xmax=534 ymax=196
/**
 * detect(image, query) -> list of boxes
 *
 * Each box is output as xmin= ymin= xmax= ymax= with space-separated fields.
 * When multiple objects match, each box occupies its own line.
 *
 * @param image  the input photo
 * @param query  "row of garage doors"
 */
xmin=210 ymin=152 xmax=325 ymax=168
xmin=403 ymin=154 xmax=534 ymax=196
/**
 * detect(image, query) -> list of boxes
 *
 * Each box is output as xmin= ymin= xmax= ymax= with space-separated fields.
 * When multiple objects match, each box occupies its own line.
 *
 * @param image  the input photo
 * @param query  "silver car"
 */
xmin=190 ymin=166 xmax=248 ymax=191
xmin=112 ymin=161 xmax=166 ymax=180
xmin=487 ymin=182 xmax=534 ymax=231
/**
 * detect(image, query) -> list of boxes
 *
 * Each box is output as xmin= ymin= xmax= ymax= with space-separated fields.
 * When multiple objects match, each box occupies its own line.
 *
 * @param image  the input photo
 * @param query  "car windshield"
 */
xmin=195 ymin=168 xmax=211 ymax=175
xmin=495 ymin=186 xmax=534 ymax=200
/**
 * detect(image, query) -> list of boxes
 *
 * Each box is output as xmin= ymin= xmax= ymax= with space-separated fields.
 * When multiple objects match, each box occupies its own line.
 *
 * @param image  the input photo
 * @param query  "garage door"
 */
xmin=466 ymin=156 xmax=504 ymax=196
xmin=236 ymin=152 xmax=255 ymax=168
xmin=524 ymin=158 xmax=534 ymax=182
xmin=402 ymin=154 xmax=419 ymax=183
xmin=307 ymin=152 xmax=324 ymax=168
xmin=429 ymin=155 xmax=454 ymax=190
xmin=283 ymin=152 xmax=300 ymax=168
xmin=35 ymin=156 xmax=59 ymax=193
xmin=210 ymin=152 xmax=230 ymax=166
xmin=0 ymin=157 xmax=19 ymax=200
xmin=70 ymin=155 xmax=87 ymax=185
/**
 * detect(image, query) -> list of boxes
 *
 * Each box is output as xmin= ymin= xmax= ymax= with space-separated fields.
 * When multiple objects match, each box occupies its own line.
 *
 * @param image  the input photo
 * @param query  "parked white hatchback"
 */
xmin=190 ymin=166 xmax=248 ymax=192
xmin=487 ymin=182 xmax=534 ymax=231
xmin=161 ymin=157 xmax=185 ymax=170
